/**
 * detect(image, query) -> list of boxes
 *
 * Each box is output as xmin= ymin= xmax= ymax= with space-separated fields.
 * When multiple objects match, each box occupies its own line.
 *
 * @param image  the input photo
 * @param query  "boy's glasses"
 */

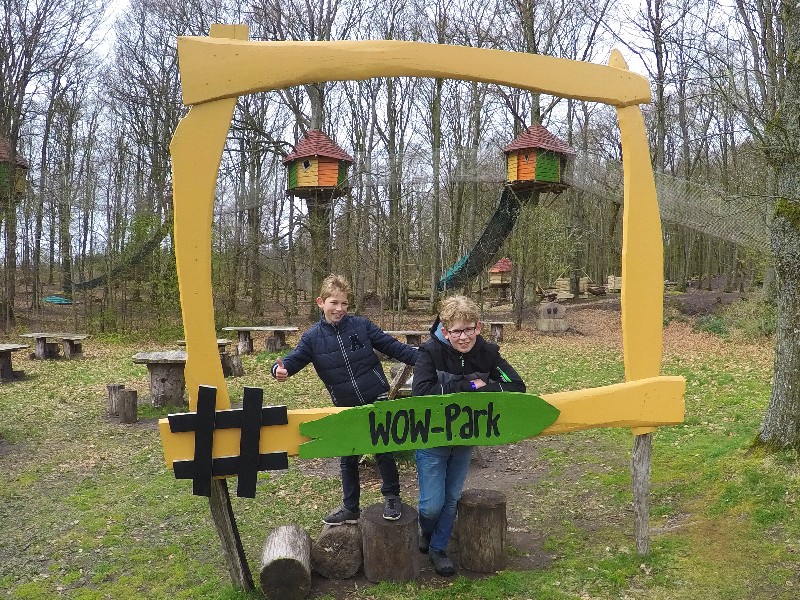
xmin=446 ymin=326 xmax=476 ymax=338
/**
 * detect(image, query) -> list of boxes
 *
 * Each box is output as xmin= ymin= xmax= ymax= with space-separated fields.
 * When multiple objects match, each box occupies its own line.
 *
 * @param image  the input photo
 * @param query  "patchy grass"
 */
xmin=1 ymin=313 xmax=797 ymax=599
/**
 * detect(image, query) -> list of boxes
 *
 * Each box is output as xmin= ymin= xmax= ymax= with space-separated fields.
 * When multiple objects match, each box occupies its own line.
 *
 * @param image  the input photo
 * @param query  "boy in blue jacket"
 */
xmin=272 ymin=274 xmax=418 ymax=524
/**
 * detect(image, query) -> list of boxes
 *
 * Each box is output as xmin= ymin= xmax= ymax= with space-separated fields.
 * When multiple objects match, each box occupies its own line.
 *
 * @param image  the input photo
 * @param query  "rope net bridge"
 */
xmin=436 ymin=153 xmax=770 ymax=290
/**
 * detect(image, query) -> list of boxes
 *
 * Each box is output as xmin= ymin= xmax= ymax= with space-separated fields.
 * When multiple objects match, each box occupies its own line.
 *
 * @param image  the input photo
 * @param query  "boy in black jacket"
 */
xmin=412 ymin=295 xmax=525 ymax=576
xmin=272 ymin=275 xmax=418 ymax=525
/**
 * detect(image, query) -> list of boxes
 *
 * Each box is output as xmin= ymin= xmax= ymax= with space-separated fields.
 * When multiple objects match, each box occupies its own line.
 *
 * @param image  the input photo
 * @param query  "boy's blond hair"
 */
xmin=438 ymin=295 xmax=480 ymax=328
xmin=319 ymin=274 xmax=351 ymax=300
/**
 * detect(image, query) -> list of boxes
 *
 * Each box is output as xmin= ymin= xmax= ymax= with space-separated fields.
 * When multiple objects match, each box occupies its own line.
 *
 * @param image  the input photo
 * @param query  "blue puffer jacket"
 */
xmin=271 ymin=314 xmax=418 ymax=407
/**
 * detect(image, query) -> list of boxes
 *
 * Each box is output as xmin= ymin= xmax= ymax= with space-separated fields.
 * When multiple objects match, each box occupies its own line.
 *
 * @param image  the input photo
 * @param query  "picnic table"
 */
xmin=132 ymin=351 xmax=187 ymax=408
xmin=20 ymin=332 xmax=89 ymax=359
xmin=221 ymin=326 xmax=280 ymax=355
xmin=0 ymin=343 xmax=29 ymax=381
xmin=383 ymin=330 xmax=429 ymax=346
xmin=484 ymin=321 xmax=515 ymax=343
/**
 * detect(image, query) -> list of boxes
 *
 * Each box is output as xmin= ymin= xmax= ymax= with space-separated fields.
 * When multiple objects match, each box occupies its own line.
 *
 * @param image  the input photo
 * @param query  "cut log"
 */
xmin=260 ymin=524 xmax=312 ymax=600
xmin=118 ymin=389 xmax=138 ymax=424
xmin=106 ymin=383 xmax=126 ymax=417
xmin=220 ymin=352 xmax=233 ymax=377
xmin=455 ymin=489 xmax=507 ymax=572
xmin=311 ymin=523 xmax=362 ymax=580
xmin=229 ymin=354 xmax=245 ymax=377
xmin=360 ymin=503 xmax=419 ymax=583
xmin=149 ymin=363 xmax=186 ymax=408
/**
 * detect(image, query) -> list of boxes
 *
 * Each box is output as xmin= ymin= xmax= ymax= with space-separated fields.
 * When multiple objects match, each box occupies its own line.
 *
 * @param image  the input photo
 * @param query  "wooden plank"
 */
xmin=176 ymin=38 xmax=651 ymax=108
xmin=158 ymin=375 xmax=685 ymax=468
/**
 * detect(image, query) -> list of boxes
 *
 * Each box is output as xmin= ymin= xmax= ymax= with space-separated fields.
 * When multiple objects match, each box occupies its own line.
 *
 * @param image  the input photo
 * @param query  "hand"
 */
xmin=274 ymin=358 xmax=288 ymax=382
xmin=472 ymin=378 xmax=486 ymax=389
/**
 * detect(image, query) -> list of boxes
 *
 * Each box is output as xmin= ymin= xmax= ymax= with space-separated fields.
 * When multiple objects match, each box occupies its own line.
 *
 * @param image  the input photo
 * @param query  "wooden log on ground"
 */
xmin=311 ymin=523 xmax=362 ymax=580
xmin=632 ymin=433 xmax=652 ymax=555
xmin=260 ymin=524 xmax=312 ymax=600
xmin=210 ymin=479 xmax=254 ymax=591
xmin=360 ymin=503 xmax=419 ymax=583
xmin=118 ymin=389 xmax=138 ymax=424
xmin=106 ymin=383 xmax=126 ymax=417
xmin=455 ymin=489 xmax=507 ymax=572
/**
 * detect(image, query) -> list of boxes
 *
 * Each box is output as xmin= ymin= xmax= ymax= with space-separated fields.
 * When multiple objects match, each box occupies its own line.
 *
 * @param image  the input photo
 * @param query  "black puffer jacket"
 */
xmin=412 ymin=318 xmax=526 ymax=396
xmin=271 ymin=314 xmax=418 ymax=406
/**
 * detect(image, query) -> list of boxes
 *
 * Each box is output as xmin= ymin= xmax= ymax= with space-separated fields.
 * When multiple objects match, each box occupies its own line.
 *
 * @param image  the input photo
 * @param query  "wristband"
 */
xmin=469 ymin=380 xmax=477 ymax=391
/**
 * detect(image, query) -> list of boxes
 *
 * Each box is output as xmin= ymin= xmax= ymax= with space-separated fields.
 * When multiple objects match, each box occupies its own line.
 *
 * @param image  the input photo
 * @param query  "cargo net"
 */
xmin=565 ymin=155 xmax=770 ymax=252
xmin=438 ymin=186 xmax=529 ymax=291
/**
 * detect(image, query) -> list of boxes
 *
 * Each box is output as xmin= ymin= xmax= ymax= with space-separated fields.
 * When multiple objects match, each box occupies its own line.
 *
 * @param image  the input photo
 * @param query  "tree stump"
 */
xmin=149 ymin=363 xmax=186 ymax=408
xmin=106 ymin=383 xmax=126 ymax=417
xmin=229 ymin=354 xmax=245 ymax=377
xmin=220 ymin=352 xmax=233 ymax=377
xmin=260 ymin=524 xmax=312 ymax=600
xmin=118 ymin=389 xmax=138 ymax=424
xmin=456 ymin=489 xmax=507 ymax=572
xmin=360 ymin=503 xmax=419 ymax=583
xmin=311 ymin=523 xmax=362 ymax=580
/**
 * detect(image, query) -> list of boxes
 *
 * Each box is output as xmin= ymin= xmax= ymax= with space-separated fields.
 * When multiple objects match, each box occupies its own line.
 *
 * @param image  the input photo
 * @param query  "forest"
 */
xmin=0 ymin=0 xmax=783 ymax=327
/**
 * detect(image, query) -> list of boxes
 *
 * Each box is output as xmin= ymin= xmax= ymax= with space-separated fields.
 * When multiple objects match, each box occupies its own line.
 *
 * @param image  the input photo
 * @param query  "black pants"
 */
xmin=340 ymin=452 xmax=400 ymax=512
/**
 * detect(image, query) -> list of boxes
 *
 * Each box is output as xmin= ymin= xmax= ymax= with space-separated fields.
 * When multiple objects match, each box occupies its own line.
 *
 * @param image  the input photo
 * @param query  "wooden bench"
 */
xmin=20 ymin=332 xmax=89 ymax=359
xmin=132 ymin=351 xmax=187 ymax=408
xmin=262 ymin=326 xmax=299 ymax=352
xmin=0 ymin=343 xmax=29 ymax=381
xmin=221 ymin=326 xmax=278 ymax=355
xmin=484 ymin=321 xmax=514 ymax=343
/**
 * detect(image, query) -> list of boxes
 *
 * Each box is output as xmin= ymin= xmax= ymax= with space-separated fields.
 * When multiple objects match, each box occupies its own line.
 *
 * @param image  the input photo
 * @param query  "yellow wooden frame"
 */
xmin=160 ymin=24 xmax=683 ymax=467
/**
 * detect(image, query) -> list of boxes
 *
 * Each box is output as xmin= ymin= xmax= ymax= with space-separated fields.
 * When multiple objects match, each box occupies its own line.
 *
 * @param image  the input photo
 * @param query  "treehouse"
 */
xmin=488 ymin=257 xmax=512 ymax=287
xmin=488 ymin=257 xmax=513 ymax=300
xmin=283 ymin=129 xmax=353 ymax=199
xmin=0 ymin=136 xmax=28 ymax=198
xmin=503 ymin=124 xmax=575 ymax=193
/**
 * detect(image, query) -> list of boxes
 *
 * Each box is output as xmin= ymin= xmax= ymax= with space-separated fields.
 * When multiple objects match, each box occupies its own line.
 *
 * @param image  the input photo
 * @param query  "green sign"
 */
xmin=298 ymin=392 xmax=560 ymax=459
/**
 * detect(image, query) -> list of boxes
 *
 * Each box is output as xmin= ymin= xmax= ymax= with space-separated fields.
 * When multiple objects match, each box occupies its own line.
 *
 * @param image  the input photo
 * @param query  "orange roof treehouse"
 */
xmin=503 ymin=124 xmax=575 ymax=193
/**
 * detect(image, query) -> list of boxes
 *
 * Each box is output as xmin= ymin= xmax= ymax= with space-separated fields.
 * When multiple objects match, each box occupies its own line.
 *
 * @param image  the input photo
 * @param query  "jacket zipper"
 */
xmin=333 ymin=323 xmax=365 ymax=404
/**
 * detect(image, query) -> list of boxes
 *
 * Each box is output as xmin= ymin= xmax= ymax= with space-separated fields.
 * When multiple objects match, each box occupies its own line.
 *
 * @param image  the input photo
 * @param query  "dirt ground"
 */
xmin=295 ymin=288 xmax=748 ymax=598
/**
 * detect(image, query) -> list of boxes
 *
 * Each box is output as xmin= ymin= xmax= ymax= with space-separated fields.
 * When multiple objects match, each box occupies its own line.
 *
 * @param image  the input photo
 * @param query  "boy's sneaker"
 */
xmin=382 ymin=495 xmax=402 ymax=520
xmin=418 ymin=528 xmax=431 ymax=553
xmin=322 ymin=505 xmax=360 ymax=525
xmin=429 ymin=549 xmax=456 ymax=576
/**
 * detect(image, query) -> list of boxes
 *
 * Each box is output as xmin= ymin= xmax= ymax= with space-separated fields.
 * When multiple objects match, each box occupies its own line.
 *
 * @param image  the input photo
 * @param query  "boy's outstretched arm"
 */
xmin=367 ymin=320 xmax=419 ymax=365
xmin=270 ymin=334 xmax=313 ymax=380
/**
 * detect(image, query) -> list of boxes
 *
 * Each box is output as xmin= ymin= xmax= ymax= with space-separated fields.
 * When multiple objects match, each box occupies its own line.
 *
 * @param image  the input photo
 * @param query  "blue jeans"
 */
xmin=340 ymin=452 xmax=400 ymax=512
xmin=415 ymin=446 xmax=473 ymax=552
